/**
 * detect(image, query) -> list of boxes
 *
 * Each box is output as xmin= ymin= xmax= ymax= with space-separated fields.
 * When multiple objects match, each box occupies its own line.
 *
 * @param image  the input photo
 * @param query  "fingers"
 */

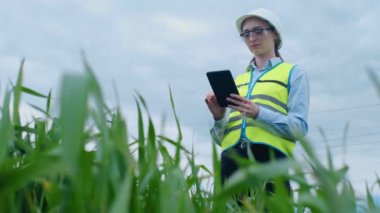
xmin=229 ymin=93 xmax=245 ymax=101
xmin=205 ymin=91 xmax=219 ymax=107
xmin=227 ymin=98 xmax=248 ymax=113
xmin=226 ymin=94 xmax=248 ymax=106
xmin=205 ymin=91 xmax=226 ymax=119
xmin=226 ymin=94 xmax=259 ymax=118
xmin=226 ymin=97 xmax=242 ymax=106
xmin=205 ymin=92 xmax=212 ymax=102
xmin=228 ymin=102 xmax=249 ymax=113
xmin=228 ymin=103 xmax=254 ymax=118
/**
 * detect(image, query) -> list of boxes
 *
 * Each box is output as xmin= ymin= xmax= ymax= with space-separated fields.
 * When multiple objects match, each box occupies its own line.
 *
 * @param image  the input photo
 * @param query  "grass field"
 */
xmin=0 ymin=60 xmax=379 ymax=212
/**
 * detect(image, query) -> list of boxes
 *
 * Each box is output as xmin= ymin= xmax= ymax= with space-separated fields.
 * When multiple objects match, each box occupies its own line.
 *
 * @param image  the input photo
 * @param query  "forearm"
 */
xmin=256 ymin=107 xmax=308 ymax=141
xmin=210 ymin=117 xmax=227 ymax=146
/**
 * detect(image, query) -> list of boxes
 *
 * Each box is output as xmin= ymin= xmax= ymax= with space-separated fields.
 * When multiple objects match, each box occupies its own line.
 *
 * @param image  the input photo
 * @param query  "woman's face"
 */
xmin=241 ymin=17 xmax=278 ymax=57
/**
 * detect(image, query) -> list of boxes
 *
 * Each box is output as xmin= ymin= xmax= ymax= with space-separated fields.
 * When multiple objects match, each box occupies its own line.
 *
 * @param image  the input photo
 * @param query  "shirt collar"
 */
xmin=249 ymin=57 xmax=283 ymax=71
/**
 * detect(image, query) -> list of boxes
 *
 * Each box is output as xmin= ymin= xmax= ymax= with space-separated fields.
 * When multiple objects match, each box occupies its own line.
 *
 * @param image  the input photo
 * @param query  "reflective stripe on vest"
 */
xmin=221 ymin=62 xmax=295 ymax=155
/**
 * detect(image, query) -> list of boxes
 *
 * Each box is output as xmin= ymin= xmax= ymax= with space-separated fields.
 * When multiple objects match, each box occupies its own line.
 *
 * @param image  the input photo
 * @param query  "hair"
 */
xmin=241 ymin=17 xmax=283 ymax=61
xmin=273 ymin=29 xmax=283 ymax=61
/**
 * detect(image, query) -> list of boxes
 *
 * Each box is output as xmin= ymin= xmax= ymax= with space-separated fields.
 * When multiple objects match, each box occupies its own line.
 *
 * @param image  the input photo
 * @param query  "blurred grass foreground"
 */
xmin=0 ymin=59 xmax=380 ymax=213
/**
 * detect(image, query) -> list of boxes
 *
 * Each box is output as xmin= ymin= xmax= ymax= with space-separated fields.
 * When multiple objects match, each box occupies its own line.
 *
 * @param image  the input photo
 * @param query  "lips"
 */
xmin=250 ymin=44 xmax=260 ymax=49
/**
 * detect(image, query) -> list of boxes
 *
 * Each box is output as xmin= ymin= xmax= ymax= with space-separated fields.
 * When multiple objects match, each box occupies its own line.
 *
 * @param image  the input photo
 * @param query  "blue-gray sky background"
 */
xmin=1 ymin=0 xmax=380 ymax=195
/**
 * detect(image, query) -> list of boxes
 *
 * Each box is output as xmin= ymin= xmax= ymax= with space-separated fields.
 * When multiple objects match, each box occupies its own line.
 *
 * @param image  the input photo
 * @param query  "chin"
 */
xmin=251 ymin=49 xmax=262 ymax=55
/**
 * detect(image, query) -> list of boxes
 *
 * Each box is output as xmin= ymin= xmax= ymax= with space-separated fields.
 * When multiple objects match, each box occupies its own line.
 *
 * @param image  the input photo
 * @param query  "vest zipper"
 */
xmin=240 ymin=68 xmax=254 ymax=142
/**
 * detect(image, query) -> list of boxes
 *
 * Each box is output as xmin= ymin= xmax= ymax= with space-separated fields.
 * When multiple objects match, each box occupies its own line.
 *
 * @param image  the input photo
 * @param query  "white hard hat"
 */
xmin=236 ymin=8 xmax=283 ymax=49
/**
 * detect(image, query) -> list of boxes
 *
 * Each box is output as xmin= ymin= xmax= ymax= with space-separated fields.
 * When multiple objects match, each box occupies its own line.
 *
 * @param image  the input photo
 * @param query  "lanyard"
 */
xmin=239 ymin=64 xmax=280 ymax=141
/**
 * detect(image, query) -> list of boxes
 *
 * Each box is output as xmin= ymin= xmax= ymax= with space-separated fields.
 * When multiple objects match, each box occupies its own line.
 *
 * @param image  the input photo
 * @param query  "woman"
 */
xmin=205 ymin=8 xmax=309 ymax=192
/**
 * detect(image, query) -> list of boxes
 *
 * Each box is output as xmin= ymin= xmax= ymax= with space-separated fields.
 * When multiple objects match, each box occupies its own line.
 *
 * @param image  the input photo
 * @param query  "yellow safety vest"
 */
xmin=221 ymin=62 xmax=295 ymax=156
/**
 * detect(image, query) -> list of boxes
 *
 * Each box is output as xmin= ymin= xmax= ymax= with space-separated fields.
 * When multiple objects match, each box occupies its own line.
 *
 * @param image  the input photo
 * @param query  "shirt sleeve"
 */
xmin=209 ymin=116 xmax=227 ymax=146
xmin=255 ymin=65 xmax=310 ymax=141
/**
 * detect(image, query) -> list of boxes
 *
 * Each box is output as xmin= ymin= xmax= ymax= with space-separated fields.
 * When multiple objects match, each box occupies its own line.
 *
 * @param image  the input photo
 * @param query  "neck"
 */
xmin=254 ymin=52 xmax=276 ymax=69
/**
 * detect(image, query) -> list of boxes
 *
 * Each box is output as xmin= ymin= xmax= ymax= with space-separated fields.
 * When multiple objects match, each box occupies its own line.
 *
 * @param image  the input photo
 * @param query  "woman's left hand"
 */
xmin=226 ymin=94 xmax=260 ymax=119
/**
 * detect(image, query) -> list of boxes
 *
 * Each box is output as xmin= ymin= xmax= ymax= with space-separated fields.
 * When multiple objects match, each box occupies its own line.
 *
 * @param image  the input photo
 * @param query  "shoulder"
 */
xmin=285 ymin=63 xmax=309 ymax=91
xmin=286 ymin=63 xmax=308 ymax=81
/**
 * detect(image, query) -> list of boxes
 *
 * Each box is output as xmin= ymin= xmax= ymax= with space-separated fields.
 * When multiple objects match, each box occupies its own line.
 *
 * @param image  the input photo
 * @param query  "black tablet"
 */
xmin=206 ymin=70 xmax=239 ymax=107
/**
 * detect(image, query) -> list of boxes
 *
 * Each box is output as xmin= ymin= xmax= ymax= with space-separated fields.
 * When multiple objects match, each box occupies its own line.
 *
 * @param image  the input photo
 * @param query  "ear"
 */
xmin=272 ymin=31 xmax=280 ymax=48
xmin=273 ymin=31 xmax=279 ymax=40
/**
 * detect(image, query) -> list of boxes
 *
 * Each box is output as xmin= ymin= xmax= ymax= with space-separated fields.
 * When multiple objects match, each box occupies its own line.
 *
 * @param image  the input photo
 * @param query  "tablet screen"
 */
xmin=206 ymin=70 xmax=239 ymax=107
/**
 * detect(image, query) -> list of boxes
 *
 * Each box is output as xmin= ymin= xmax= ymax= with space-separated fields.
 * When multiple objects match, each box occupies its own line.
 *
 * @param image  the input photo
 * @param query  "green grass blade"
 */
xmin=21 ymin=86 xmax=48 ymax=98
xmin=168 ymin=85 xmax=182 ymax=166
xmin=199 ymin=164 xmax=212 ymax=176
xmin=110 ymin=169 xmax=135 ymax=213
xmin=147 ymin=117 xmax=157 ymax=165
xmin=342 ymin=122 xmax=350 ymax=164
xmin=157 ymin=135 xmax=191 ymax=154
xmin=135 ymin=97 xmax=146 ymax=173
xmin=135 ymin=90 xmax=149 ymax=112
xmin=0 ymin=154 xmax=62 ymax=194
xmin=366 ymin=181 xmax=376 ymax=209
xmin=13 ymin=59 xmax=25 ymax=128
xmin=28 ymin=103 xmax=51 ymax=118
xmin=110 ymin=108 xmax=131 ymax=161
xmin=367 ymin=67 xmax=380 ymax=98
xmin=215 ymin=159 xmax=298 ymax=200
xmin=0 ymin=89 xmax=13 ymax=164
xmin=46 ymin=89 xmax=52 ymax=115
xmin=211 ymin=140 xmax=221 ymax=194
xmin=186 ymin=146 xmax=203 ymax=211
xmin=210 ymin=139 xmax=225 ymax=213
xmin=159 ymin=168 xmax=195 ymax=213
xmin=297 ymin=193 xmax=328 ymax=212
xmin=340 ymin=180 xmax=356 ymax=210
xmin=158 ymin=141 xmax=174 ymax=169
xmin=168 ymin=85 xmax=182 ymax=142
xmin=60 ymin=74 xmax=89 ymax=173
xmin=375 ymin=173 xmax=380 ymax=192
xmin=34 ymin=119 xmax=47 ymax=150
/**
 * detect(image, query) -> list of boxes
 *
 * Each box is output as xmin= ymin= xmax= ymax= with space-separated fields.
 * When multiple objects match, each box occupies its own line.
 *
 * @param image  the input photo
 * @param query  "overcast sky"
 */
xmin=1 ymin=0 xmax=380 ymax=195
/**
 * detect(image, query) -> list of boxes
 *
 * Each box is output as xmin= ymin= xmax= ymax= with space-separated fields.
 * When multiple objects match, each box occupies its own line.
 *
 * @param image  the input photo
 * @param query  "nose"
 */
xmin=247 ymin=34 xmax=257 ymax=42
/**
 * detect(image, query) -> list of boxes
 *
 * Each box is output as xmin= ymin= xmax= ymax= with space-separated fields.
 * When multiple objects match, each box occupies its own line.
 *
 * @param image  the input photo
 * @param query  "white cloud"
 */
xmin=150 ymin=14 xmax=212 ymax=40
xmin=43 ymin=22 xmax=74 ymax=41
xmin=79 ymin=0 xmax=120 ymax=15
xmin=136 ymin=40 xmax=174 ymax=56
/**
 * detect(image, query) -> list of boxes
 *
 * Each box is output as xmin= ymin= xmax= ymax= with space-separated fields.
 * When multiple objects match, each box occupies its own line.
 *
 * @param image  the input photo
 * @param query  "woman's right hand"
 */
xmin=205 ymin=91 xmax=226 ymax=120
